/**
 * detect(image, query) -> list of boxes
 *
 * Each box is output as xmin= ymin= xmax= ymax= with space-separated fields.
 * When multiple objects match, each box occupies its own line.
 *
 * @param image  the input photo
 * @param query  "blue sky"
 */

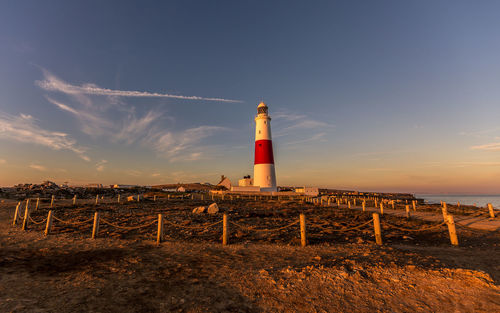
xmin=1 ymin=1 xmax=500 ymax=193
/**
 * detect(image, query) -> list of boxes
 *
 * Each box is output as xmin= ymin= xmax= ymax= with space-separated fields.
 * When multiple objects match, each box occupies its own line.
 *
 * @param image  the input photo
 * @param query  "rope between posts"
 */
xmin=53 ymin=216 xmax=94 ymax=226
xmin=382 ymin=220 xmax=446 ymax=232
xmin=100 ymin=218 xmax=157 ymax=230
xmin=229 ymin=220 xmax=300 ymax=232
xmin=28 ymin=215 xmax=47 ymax=225
xmin=308 ymin=218 xmax=374 ymax=232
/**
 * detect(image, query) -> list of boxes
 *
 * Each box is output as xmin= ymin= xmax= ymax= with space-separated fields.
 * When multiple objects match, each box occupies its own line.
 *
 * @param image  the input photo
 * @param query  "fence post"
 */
xmin=457 ymin=201 xmax=460 ymax=208
xmin=300 ymin=213 xmax=306 ymax=247
xmin=412 ymin=200 xmax=416 ymax=211
xmin=373 ymin=213 xmax=382 ymax=245
xmin=222 ymin=214 xmax=228 ymax=246
xmin=362 ymin=201 xmax=366 ymax=212
xmin=22 ymin=203 xmax=29 ymax=231
xmin=348 ymin=201 xmax=351 ymax=209
xmin=405 ymin=205 xmax=410 ymax=219
xmin=95 ymin=194 xmax=99 ymax=205
xmin=50 ymin=195 xmax=54 ymax=208
xmin=45 ymin=210 xmax=53 ymax=236
xmin=354 ymin=199 xmax=357 ymax=206
xmin=92 ymin=212 xmax=100 ymax=239
xmin=488 ymin=203 xmax=495 ymax=218
xmin=446 ymin=215 xmax=459 ymax=246
xmin=442 ymin=202 xmax=448 ymax=222
xmin=12 ymin=202 xmax=21 ymax=225
xmin=156 ymin=214 xmax=163 ymax=245
xmin=391 ymin=200 xmax=395 ymax=209
xmin=154 ymin=195 xmax=157 ymax=202
xmin=380 ymin=203 xmax=384 ymax=215
xmin=73 ymin=195 xmax=77 ymax=206
xmin=375 ymin=199 xmax=378 ymax=208
xmin=35 ymin=197 xmax=40 ymax=210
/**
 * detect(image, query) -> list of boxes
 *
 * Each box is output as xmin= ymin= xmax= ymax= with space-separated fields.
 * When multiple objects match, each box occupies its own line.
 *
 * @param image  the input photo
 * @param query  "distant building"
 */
xmin=217 ymin=175 xmax=232 ymax=190
xmin=112 ymin=184 xmax=138 ymax=189
xmin=86 ymin=183 xmax=103 ymax=188
xmin=295 ymin=187 xmax=319 ymax=196
xmin=238 ymin=175 xmax=253 ymax=187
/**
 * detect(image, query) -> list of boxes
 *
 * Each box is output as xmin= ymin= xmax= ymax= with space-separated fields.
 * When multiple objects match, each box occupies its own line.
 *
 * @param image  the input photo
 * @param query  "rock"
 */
xmin=207 ymin=203 xmax=219 ymax=214
xmin=127 ymin=196 xmax=136 ymax=202
xmin=192 ymin=206 xmax=206 ymax=214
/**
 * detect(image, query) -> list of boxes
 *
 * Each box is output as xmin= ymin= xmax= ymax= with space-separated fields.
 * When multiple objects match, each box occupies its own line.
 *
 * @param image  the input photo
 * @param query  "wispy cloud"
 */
xmin=46 ymin=96 xmax=113 ymax=134
xmin=149 ymin=126 xmax=228 ymax=161
xmin=36 ymin=69 xmax=241 ymax=103
xmin=96 ymin=159 xmax=108 ymax=172
xmin=29 ymin=163 xmax=47 ymax=171
xmin=0 ymin=112 xmax=89 ymax=161
xmin=273 ymin=110 xmax=334 ymax=138
xmin=470 ymin=142 xmax=500 ymax=151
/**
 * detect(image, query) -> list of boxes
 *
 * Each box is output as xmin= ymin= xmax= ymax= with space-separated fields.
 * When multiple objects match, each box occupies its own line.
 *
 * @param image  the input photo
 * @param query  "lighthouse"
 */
xmin=254 ymin=102 xmax=277 ymax=191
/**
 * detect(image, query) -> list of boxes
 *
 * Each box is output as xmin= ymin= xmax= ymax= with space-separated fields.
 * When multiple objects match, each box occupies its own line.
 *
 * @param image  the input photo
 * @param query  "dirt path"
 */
xmin=1 ymin=199 xmax=499 ymax=312
xmin=348 ymin=204 xmax=500 ymax=231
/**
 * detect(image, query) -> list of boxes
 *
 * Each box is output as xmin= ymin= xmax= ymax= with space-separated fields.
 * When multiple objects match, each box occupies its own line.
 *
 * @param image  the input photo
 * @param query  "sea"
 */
xmin=416 ymin=194 xmax=500 ymax=208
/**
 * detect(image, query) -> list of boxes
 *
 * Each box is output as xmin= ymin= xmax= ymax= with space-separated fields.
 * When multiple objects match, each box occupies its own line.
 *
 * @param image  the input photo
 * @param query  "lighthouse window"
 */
xmin=259 ymin=130 xmax=261 ymax=134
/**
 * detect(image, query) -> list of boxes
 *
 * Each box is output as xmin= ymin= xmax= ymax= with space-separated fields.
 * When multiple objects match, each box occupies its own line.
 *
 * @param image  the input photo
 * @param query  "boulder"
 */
xmin=192 ymin=206 xmax=206 ymax=214
xmin=207 ymin=203 xmax=219 ymax=214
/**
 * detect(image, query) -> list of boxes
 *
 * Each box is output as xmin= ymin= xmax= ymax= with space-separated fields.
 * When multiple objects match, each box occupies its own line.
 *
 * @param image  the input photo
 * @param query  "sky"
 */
xmin=1 ymin=1 xmax=500 ymax=194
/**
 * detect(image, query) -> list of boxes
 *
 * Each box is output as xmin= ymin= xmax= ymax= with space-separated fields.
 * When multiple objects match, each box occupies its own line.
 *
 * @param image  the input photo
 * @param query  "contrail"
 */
xmin=36 ymin=69 xmax=242 ymax=103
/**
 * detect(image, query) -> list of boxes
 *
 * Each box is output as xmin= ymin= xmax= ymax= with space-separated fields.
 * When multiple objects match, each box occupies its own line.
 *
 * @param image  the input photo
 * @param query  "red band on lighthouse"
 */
xmin=254 ymin=140 xmax=274 ymax=164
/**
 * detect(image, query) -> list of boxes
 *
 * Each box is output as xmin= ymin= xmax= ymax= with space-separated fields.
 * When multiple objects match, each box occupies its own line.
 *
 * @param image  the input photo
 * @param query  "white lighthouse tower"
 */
xmin=254 ymin=102 xmax=277 ymax=192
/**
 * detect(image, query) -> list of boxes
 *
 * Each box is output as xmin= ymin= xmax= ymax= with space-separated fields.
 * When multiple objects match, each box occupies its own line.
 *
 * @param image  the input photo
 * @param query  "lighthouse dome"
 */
xmin=257 ymin=101 xmax=268 ymax=115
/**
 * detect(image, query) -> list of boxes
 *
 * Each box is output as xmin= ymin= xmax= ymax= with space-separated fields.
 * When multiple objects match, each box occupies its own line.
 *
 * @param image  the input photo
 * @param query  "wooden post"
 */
xmin=117 ymin=194 xmax=121 ymax=203
xmin=405 ymin=205 xmax=410 ymax=219
xmin=222 ymin=214 xmax=228 ymax=246
xmin=35 ymin=197 xmax=40 ymax=210
xmin=95 ymin=194 xmax=99 ymax=205
xmin=300 ymin=213 xmax=306 ymax=247
xmin=91 ymin=212 xmax=100 ymax=239
xmin=412 ymin=200 xmax=416 ymax=211
xmin=375 ymin=199 xmax=378 ymax=208
xmin=348 ymin=201 xmax=351 ymax=209
xmin=380 ymin=202 xmax=384 ymax=215
xmin=22 ymin=203 xmax=29 ymax=231
xmin=362 ymin=200 xmax=366 ymax=212
xmin=73 ymin=195 xmax=77 ymax=206
xmin=137 ymin=194 xmax=140 ymax=202
xmin=488 ymin=203 xmax=495 ymax=218
xmin=391 ymin=200 xmax=395 ymax=209
xmin=154 ymin=195 xmax=157 ymax=202
xmin=50 ymin=195 xmax=54 ymax=208
xmin=44 ymin=210 xmax=53 ymax=236
xmin=442 ymin=202 xmax=448 ymax=222
xmin=354 ymin=199 xmax=357 ymax=206
xmin=446 ymin=215 xmax=459 ymax=246
xmin=373 ymin=213 xmax=382 ymax=245
xmin=12 ymin=202 xmax=20 ymax=225
xmin=156 ymin=214 xmax=163 ymax=245
xmin=457 ymin=201 xmax=460 ymax=208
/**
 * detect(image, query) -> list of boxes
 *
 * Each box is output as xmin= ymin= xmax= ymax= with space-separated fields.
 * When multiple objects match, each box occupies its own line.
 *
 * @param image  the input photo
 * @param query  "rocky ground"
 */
xmin=1 ymin=198 xmax=499 ymax=312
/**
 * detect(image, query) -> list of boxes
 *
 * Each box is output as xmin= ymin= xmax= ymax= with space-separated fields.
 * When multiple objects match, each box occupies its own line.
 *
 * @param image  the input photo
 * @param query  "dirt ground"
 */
xmin=1 ymin=198 xmax=499 ymax=312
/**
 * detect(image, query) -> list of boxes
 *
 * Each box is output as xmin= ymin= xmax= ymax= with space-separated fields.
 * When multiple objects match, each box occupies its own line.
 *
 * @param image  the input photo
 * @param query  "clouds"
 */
xmin=149 ymin=125 xmax=228 ymax=161
xmin=37 ymin=69 xmax=231 ymax=162
xmin=0 ymin=112 xmax=90 ymax=161
xmin=29 ymin=163 xmax=47 ymax=171
xmin=470 ymin=142 xmax=500 ymax=151
xmin=36 ymin=69 xmax=241 ymax=103
xmin=96 ymin=160 xmax=108 ymax=172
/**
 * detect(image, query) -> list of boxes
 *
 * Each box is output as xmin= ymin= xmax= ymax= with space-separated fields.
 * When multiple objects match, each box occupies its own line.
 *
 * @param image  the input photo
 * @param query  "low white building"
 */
xmin=295 ymin=187 xmax=319 ymax=196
